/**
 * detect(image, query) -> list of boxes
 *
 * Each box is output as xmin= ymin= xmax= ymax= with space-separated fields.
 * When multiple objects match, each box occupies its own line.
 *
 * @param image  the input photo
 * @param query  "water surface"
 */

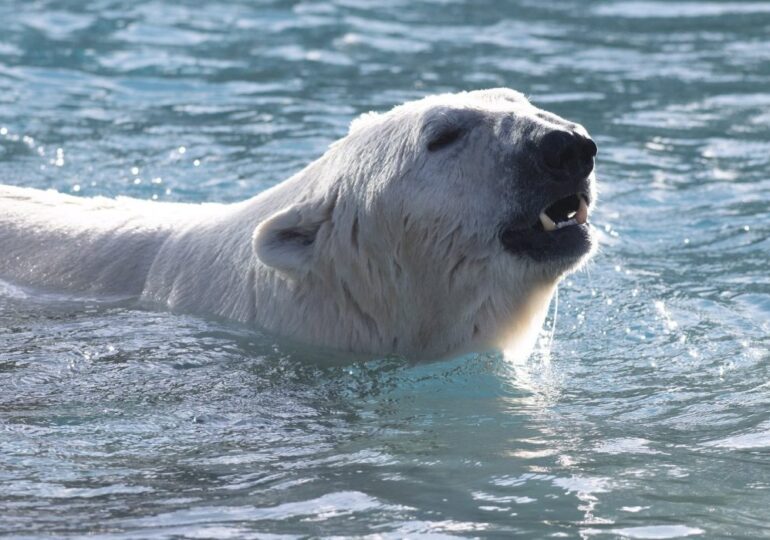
xmin=1 ymin=0 xmax=769 ymax=538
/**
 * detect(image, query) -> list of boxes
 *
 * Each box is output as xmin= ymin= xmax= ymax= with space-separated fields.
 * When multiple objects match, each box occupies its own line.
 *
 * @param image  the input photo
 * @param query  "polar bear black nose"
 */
xmin=540 ymin=130 xmax=597 ymax=178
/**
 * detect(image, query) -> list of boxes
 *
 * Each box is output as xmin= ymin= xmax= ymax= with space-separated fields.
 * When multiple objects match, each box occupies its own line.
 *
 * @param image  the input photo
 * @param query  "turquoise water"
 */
xmin=1 ymin=0 xmax=769 ymax=537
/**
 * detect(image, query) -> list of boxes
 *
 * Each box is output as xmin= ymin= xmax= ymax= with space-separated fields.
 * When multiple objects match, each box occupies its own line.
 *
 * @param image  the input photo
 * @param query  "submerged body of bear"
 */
xmin=0 ymin=89 xmax=598 ymax=360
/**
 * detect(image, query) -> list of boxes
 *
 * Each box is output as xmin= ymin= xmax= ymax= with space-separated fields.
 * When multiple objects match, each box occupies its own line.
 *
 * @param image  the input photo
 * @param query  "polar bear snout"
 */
xmin=539 ymin=129 xmax=597 ymax=180
xmin=499 ymin=120 xmax=597 ymax=269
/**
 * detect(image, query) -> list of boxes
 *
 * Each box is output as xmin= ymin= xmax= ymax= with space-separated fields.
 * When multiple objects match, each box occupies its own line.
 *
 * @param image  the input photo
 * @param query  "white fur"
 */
xmin=0 ymin=89 xmax=593 ymax=360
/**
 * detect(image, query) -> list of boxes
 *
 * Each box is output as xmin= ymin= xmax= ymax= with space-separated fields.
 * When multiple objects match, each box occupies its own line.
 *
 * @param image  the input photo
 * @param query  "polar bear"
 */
xmin=0 ymin=89 xmax=597 ymax=360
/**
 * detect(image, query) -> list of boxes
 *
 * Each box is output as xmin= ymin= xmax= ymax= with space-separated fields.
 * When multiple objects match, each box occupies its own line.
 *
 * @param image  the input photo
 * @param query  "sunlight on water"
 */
xmin=1 ymin=0 xmax=770 ymax=537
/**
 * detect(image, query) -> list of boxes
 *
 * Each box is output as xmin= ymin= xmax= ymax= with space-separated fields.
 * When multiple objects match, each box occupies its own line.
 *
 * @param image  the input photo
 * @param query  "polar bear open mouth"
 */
xmin=535 ymin=193 xmax=590 ymax=232
xmin=499 ymin=191 xmax=594 ymax=263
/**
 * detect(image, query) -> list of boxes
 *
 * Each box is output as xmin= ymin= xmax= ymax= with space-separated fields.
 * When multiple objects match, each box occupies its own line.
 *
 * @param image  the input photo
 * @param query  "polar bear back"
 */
xmin=0 ymin=185 xmax=213 ymax=296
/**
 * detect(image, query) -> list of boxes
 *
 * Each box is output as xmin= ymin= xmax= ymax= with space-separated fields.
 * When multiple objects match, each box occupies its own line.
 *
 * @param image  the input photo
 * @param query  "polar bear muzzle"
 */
xmin=500 ymin=128 xmax=597 ymax=265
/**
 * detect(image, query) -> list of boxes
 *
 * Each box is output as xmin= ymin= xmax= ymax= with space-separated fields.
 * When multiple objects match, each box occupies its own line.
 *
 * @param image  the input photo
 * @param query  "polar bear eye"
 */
xmin=427 ymin=128 xmax=464 ymax=152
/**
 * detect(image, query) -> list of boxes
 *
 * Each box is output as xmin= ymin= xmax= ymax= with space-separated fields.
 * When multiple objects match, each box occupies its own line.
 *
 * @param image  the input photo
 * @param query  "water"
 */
xmin=1 ymin=0 xmax=769 ymax=537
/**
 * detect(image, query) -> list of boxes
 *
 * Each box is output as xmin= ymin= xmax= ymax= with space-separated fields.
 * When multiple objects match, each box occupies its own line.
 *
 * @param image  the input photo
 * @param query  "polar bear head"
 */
xmin=253 ymin=88 xmax=597 ymax=360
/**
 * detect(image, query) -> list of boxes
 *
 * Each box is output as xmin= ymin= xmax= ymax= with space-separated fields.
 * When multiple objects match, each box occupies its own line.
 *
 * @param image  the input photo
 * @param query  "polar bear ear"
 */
xmin=252 ymin=198 xmax=333 ymax=274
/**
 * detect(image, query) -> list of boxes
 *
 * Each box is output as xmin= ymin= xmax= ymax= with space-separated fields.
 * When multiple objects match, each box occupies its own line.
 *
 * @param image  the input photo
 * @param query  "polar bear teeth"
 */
xmin=539 ymin=194 xmax=589 ymax=232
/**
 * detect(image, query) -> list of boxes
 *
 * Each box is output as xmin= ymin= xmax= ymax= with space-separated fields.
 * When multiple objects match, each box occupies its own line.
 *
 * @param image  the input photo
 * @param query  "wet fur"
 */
xmin=0 ymin=89 xmax=594 ymax=360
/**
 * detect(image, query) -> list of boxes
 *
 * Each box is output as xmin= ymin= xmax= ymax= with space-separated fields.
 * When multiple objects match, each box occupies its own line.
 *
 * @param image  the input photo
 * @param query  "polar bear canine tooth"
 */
xmin=539 ymin=211 xmax=557 ymax=231
xmin=540 ymin=195 xmax=589 ymax=232
xmin=576 ymin=195 xmax=589 ymax=225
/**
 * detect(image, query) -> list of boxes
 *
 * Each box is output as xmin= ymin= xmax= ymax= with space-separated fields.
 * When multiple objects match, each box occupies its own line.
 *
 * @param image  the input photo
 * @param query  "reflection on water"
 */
xmin=1 ymin=0 xmax=770 ymax=537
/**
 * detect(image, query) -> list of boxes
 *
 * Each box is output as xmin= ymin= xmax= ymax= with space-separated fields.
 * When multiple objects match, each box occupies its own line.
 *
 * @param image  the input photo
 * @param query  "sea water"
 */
xmin=1 ymin=1 xmax=769 ymax=537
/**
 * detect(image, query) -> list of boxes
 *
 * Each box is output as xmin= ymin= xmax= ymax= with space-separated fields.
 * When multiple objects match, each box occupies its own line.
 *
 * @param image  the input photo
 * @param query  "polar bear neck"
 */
xmin=498 ymin=281 xmax=557 ymax=362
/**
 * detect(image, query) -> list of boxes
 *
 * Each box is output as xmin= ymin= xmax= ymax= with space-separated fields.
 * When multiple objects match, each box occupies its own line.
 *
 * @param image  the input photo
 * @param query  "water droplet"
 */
xmin=54 ymin=147 xmax=64 ymax=167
